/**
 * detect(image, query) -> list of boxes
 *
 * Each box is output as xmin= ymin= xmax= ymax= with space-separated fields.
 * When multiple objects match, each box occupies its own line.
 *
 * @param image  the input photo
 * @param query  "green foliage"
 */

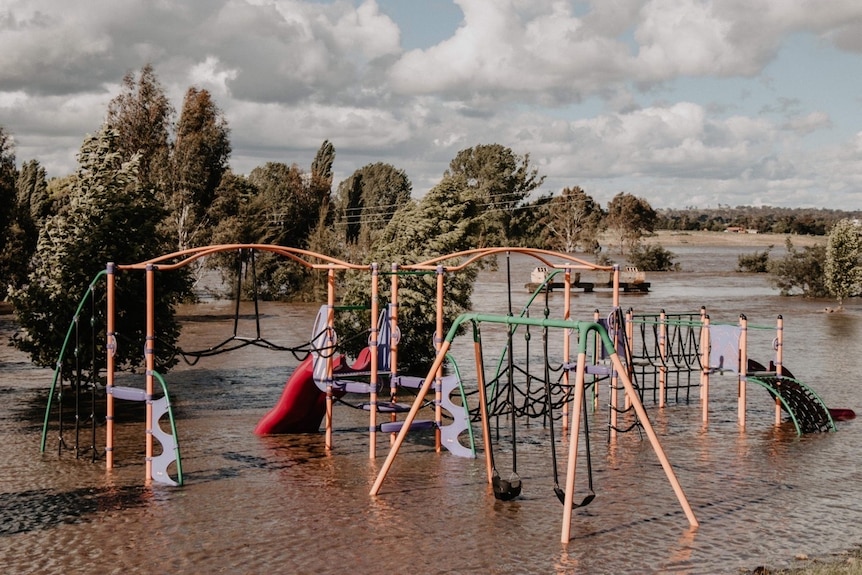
xmin=445 ymin=144 xmax=544 ymax=245
xmin=167 ymin=87 xmax=231 ymax=251
xmin=336 ymin=174 xmax=481 ymax=375
xmin=656 ymin=205 xmax=855 ymax=235
xmin=737 ymin=246 xmax=773 ymax=273
xmin=0 ymin=160 xmax=49 ymax=294
xmin=105 ymin=64 xmax=173 ymax=189
xmin=768 ymin=238 xmax=828 ymax=298
xmin=605 ymin=192 xmax=657 ymax=254
xmin=628 ymin=244 xmax=679 ymax=271
xmin=824 ymin=219 xmax=862 ymax=307
xmin=545 ymin=186 xmax=603 ymax=253
xmin=509 ymin=192 xmax=553 ymax=248
xmin=0 ymin=126 xmax=19 ymax=293
xmin=9 ymin=127 xmax=190 ymax=376
xmin=334 ymin=162 xmax=412 ymax=252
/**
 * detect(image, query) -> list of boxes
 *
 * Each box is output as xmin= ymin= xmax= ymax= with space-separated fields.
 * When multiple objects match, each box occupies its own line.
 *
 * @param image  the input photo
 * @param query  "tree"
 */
xmin=509 ymin=192 xmax=553 ymax=248
xmin=334 ymin=162 xmax=412 ymax=252
xmin=1 ymin=160 xmax=48 ymax=294
xmin=0 ymin=126 xmax=18 ymax=293
xmin=628 ymin=244 xmax=679 ymax=271
xmin=605 ymin=192 xmax=657 ymax=254
xmin=824 ymin=218 xmax=862 ymax=308
xmin=768 ymin=238 xmax=828 ymax=298
xmin=545 ymin=186 xmax=603 ymax=253
xmin=337 ymin=173 xmax=482 ymax=374
xmin=167 ymin=87 xmax=231 ymax=251
xmin=737 ymin=246 xmax=773 ymax=273
xmin=445 ymin=144 xmax=544 ymax=245
xmin=10 ymin=127 xmax=189 ymax=376
xmin=105 ymin=64 xmax=174 ymax=189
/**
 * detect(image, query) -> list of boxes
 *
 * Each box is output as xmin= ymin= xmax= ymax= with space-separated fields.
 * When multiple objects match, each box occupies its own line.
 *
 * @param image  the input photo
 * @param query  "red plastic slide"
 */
xmin=254 ymin=350 xmax=374 ymax=435
xmin=254 ymin=355 xmax=326 ymax=434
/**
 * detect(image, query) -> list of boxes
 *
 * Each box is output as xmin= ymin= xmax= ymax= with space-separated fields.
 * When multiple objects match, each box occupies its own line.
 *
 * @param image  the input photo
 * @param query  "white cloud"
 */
xmin=0 ymin=0 xmax=861 ymax=208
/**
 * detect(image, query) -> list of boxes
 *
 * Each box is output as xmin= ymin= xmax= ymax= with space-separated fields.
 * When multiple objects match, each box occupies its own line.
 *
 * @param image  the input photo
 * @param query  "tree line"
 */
xmin=1 ymin=65 xmax=860 ymax=375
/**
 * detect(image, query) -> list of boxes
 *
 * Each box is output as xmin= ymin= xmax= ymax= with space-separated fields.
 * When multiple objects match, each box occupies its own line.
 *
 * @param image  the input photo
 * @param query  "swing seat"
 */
xmin=360 ymin=401 xmax=412 ymax=413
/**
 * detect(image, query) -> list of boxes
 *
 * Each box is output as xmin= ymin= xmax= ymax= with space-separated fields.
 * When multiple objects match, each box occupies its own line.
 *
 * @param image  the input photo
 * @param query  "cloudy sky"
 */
xmin=2 ymin=0 xmax=862 ymax=210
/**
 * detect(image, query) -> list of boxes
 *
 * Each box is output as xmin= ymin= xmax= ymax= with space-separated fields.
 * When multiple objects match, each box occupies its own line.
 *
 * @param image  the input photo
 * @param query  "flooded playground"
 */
xmin=1 ymin=243 xmax=861 ymax=574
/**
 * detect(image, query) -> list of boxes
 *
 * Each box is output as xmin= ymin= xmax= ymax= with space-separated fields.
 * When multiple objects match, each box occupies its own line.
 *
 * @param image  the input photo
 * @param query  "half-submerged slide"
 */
xmin=254 ymin=351 xmax=371 ymax=435
xmin=254 ymin=355 xmax=324 ymax=434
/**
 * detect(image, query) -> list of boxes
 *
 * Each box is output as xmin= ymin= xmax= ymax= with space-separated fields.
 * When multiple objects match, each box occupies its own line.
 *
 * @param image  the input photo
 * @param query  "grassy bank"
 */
xmin=644 ymin=230 xmax=825 ymax=249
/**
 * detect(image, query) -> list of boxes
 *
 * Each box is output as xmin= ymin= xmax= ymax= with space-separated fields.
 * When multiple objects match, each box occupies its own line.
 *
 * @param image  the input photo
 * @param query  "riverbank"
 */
xmin=644 ymin=229 xmax=824 ymax=248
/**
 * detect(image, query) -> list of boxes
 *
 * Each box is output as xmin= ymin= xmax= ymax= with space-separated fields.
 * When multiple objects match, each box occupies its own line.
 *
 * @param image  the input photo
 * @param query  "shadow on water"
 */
xmin=0 ymin=485 xmax=151 ymax=537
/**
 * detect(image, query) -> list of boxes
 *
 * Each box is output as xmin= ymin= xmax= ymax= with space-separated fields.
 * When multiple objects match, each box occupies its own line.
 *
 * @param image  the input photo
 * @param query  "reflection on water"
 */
xmin=1 ymin=247 xmax=860 ymax=574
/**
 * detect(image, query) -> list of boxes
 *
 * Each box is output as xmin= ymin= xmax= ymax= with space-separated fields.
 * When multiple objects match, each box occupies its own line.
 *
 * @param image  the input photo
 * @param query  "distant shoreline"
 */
xmin=642 ymin=230 xmax=824 ymax=249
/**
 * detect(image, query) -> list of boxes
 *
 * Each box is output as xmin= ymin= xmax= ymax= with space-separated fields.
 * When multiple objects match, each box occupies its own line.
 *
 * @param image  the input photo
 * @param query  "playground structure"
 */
xmin=39 ymin=244 xmax=850 ymax=542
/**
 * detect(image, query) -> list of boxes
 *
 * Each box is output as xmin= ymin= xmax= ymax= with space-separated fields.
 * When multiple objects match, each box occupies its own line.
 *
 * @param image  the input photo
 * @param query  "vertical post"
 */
xmin=774 ymin=315 xmax=784 ymax=425
xmin=434 ymin=265 xmax=445 ymax=452
xmin=700 ymin=315 xmax=710 ymax=425
xmin=370 ymin=339 xmax=453 ymax=496
xmin=592 ymin=308 xmax=601 ymax=411
xmin=105 ymin=263 xmax=116 ymax=470
xmin=389 ymin=263 xmax=399 ymax=441
xmin=659 ymin=309 xmax=667 ymax=408
xmin=144 ymin=264 xmax=156 ymax=482
xmin=608 ymin=349 xmax=699 ymax=528
xmin=474 ymin=331 xmax=494 ymax=485
xmin=325 ymin=265 xmax=335 ymax=451
xmin=369 ymin=263 xmax=379 ymax=459
xmin=562 ymin=268 xmax=572 ymax=430
xmin=560 ymin=349 xmax=586 ymax=542
xmin=624 ymin=308 xmax=634 ymax=411
xmin=738 ymin=314 xmax=748 ymax=430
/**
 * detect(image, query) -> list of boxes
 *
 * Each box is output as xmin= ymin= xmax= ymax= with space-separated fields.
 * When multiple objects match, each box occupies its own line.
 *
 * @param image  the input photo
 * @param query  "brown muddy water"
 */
xmin=1 ymin=245 xmax=861 ymax=574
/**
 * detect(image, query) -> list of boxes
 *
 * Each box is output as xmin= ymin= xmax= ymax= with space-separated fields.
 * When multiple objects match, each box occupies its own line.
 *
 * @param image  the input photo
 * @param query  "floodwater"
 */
xmin=2 ymin=243 xmax=861 ymax=574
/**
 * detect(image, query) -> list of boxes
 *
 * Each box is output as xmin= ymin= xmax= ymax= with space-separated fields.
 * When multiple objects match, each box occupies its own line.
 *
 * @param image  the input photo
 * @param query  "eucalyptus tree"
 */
xmin=605 ymin=192 xmax=657 ymax=255
xmin=824 ymin=218 xmax=862 ymax=308
xmin=545 ymin=186 xmax=603 ymax=253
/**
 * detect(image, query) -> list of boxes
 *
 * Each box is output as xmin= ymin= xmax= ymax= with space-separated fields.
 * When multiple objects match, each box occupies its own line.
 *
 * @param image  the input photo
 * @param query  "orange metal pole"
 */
xmin=562 ymin=268 xmax=572 ymax=430
xmin=389 ymin=263 xmax=399 ymax=441
xmin=369 ymin=264 xmax=379 ymax=459
xmin=325 ymin=266 xmax=335 ymax=451
xmin=607 ymin=350 xmax=699 ymax=528
xmin=560 ymin=350 xmax=586 ymax=542
xmin=738 ymin=314 xmax=748 ymax=430
xmin=700 ymin=315 xmax=710 ymax=425
xmin=474 ymin=333 xmax=494 ymax=485
xmin=774 ymin=315 xmax=784 ymax=425
xmin=659 ymin=310 xmax=667 ymax=409
xmin=624 ymin=308 xmax=634 ymax=411
xmin=434 ymin=265 xmax=444 ymax=452
xmin=369 ymin=339 xmax=453 ymax=496
xmin=105 ymin=263 xmax=116 ymax=470
xmin=145 ymin=264 xmax=155 ymax=482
